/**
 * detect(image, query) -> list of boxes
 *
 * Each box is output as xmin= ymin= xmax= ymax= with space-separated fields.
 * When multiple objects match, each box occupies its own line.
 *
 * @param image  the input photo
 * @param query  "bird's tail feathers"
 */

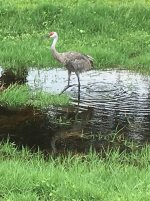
xmin=86 ymin=55 xmax=94 ymax=67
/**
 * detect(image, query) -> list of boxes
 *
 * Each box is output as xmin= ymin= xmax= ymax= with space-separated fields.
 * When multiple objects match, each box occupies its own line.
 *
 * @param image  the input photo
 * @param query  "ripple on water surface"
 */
xmin=26 ymin=68 xmax=150 ymax=141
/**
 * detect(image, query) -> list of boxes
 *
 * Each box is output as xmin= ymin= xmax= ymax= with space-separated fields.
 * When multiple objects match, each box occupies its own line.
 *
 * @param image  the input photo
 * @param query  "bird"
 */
xmin=49 ymin=32 xmax=94 ymax=100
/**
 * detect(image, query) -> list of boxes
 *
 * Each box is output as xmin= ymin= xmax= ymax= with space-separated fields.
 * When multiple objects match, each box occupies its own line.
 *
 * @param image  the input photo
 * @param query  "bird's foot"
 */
xmin=59 ymin=84 xmax=74 ymax=95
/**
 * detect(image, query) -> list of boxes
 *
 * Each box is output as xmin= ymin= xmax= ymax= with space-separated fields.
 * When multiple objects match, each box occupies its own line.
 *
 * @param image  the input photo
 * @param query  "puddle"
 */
xmin=27 ymin=68 xmax=150 ymax=142
xmin=0 ymin=67 xmax=150 ymax=152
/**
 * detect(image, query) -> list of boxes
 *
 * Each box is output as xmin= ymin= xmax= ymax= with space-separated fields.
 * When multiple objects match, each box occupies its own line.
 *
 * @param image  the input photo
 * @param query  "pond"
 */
xmin=27 ymin=68 xmax=150 ymax=141
xmin=0 ymin=67 xmax=150 ymax=152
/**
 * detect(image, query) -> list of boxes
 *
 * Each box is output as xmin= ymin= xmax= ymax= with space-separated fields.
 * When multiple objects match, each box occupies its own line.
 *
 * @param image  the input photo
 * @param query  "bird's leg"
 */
xmin=75 ymin=72 xmax=81 ymax=101
xmin=59 ymin=71 xmax=72 ymax=95
xmin=67 ymin=70 xmax=71 ymax=86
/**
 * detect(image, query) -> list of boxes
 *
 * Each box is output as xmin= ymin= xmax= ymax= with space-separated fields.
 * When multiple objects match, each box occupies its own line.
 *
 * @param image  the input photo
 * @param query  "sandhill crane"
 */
xmin=49 ymin=32 xmax=94 ymax=100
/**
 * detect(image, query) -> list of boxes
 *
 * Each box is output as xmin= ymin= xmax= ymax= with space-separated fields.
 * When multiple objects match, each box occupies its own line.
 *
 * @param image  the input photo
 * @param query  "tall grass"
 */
xmin=1 ymin=0 xmax=150 ymax=71
xmin=0 ymin=141 xmax=150 ymax=201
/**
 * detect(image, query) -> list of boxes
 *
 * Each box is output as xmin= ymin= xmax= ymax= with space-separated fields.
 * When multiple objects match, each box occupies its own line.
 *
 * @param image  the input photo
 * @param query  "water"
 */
xmin=0 ymin=67 xmax=150 ymax=151
xmin=26 ymin=68 xmax=150 ymax=141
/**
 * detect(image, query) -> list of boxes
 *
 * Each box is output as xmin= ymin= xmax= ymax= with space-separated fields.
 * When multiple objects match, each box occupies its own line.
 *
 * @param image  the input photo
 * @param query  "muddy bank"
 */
xmin=0 ymin=106 xmax=52 ymax=149
xmin=0 ymin=103 xmax=94 ymax=152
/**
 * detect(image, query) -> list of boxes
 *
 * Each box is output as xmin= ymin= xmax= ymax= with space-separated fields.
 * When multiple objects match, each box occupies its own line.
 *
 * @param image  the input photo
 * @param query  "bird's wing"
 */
xmin=65 ymin=56 xmax=93 ymax=73
xmin=61 ymin=52 xmax=94 ymax=72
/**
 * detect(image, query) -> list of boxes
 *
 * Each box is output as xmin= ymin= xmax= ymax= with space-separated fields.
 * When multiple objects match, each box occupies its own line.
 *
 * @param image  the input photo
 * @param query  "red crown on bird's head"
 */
xmin=49 ymin=32 xmax=54 ymax=36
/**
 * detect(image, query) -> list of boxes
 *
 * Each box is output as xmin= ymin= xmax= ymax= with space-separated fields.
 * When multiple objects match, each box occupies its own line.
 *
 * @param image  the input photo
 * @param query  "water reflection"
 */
xmin=27 ymin=68 xmax=150 ymax=141
xmin=1 ymin=67 xmax=150 ymax=144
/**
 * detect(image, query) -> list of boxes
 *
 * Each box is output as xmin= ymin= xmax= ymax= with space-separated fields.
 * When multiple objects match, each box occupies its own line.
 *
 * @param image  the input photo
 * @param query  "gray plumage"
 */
xmin=64 ymin=53 xmax=94 ymax=73
xmin=49 ymin=32 xmax=94 ymax=97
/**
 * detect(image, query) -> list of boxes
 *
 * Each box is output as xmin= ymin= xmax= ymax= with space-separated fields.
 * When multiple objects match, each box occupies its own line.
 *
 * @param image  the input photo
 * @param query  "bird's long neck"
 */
xmin=50 ymin=36 xmax=62 ymax=63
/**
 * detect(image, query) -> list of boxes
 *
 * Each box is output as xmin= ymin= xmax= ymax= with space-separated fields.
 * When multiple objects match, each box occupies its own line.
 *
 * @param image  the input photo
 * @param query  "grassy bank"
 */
xmin=1 ymin=0 xmax=150 ymax=72
xmin=0 ymin=141 xmax=150 ymax=201
xmin=0 ymin=84 xmax=70 ymax=108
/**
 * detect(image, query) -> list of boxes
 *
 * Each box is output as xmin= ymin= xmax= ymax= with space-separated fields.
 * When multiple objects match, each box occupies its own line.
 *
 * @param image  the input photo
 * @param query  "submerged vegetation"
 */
xmin=0 ymin=141 xmax=150 ymax=201
xmin=0 ymin=84 xmax=70 ymax=108
xmin=0 ymin=0 xmax=150 ymax=71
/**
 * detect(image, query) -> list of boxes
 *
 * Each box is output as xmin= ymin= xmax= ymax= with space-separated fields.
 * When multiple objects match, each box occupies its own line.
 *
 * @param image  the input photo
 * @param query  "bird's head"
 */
xmin=49 ymin=32 xmax=58 ymax=39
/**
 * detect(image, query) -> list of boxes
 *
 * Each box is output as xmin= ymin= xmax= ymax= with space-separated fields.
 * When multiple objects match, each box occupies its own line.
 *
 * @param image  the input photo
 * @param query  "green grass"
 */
xmin=0 ymin=84 xmax=70 ymax=108
xmin=1 ymin=0 xmax=150 ymax=72
xmin=0 ymin=141 xmax=150 ymax=201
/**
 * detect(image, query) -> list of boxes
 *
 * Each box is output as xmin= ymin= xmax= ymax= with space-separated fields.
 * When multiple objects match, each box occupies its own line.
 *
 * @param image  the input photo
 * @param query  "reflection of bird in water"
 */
xmin=49 ymin=32 xmax=94 ymax=100
xmin=50 ymin=105 xmax=94 ymax=154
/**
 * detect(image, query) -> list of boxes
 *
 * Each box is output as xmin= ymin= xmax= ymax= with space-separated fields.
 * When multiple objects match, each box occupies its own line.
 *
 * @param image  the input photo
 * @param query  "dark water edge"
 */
xmin=0 ymin=67 xmax=150 ymax=153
